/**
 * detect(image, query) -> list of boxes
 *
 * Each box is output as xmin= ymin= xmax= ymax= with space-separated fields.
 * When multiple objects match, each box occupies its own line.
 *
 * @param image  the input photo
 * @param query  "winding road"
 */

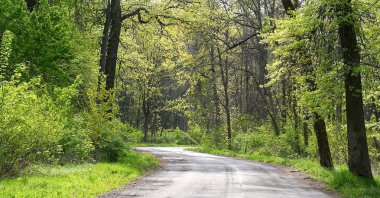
xmin=101 ymin=147 xmax=333 ymax=198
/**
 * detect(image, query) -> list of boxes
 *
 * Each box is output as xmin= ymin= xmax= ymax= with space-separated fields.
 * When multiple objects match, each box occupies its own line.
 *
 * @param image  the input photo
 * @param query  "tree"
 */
xmin=277 ymin=0 xmax=333 ymax=168
xmin=335 ymin=0 xmax=373 ymax=178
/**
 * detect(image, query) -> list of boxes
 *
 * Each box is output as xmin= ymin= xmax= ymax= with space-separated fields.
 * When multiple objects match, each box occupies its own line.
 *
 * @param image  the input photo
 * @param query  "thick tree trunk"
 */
xmin=336 ymin=0 xmax=373 ymax=179
xmin=313 ymin=113 xmax=333 ymax=168
xmin=104 ymin=0 xmax=121 ymax=90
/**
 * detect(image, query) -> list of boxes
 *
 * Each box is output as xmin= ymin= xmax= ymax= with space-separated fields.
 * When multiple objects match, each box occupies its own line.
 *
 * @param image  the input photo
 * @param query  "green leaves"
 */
xmin=0 ymin=30 xmax=14 ymax=82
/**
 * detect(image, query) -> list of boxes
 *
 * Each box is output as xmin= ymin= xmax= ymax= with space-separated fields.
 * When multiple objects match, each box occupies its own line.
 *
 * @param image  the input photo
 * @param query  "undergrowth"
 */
xmin=0 ymin=150 xmax=159 ymax=197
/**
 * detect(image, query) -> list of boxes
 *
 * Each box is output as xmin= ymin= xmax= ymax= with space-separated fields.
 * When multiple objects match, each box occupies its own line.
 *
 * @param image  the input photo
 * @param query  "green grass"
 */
xmin=0 ymin=151 xmax=159 ymax=198
xmin=189 ymin=147 xmax=380 ymax=198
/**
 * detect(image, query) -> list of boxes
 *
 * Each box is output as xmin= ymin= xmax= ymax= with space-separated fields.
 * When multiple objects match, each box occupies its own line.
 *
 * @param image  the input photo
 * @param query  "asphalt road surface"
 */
xmin=101 ymin=147 xmax=333 ymax=198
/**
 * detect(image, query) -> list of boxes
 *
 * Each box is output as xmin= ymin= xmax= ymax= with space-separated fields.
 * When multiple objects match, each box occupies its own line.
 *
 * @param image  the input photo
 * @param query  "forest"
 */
xmin=0 ymin=0 xmax=380 ymax=197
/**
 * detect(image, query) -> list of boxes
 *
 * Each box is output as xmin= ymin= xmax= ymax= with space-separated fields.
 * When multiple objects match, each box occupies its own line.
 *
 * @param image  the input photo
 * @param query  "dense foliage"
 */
xmin=1 ymin=0 xmax=379 ymax=184
xmin=0 ymin=0 xmax=141 ymax=177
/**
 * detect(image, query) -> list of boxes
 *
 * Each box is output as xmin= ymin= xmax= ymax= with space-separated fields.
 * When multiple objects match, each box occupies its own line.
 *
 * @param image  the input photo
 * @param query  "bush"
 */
xmin=0 ymin=79 xmax=143 ymax=176
xmin=151 ymin=128 xmax=198 ymax=145
xmin=0 ymin=78 xmax=70 ymax=176
xmin=59 ymin=115 xmax=94 ymax=163
xmin=233 ymin=125 xmax=295 ymax=157
xmin=0 ymin=8 xmax=143 ymax=177
xmin=101 ymin=137 xmax=127 ymax=162
xmin=0 ymin=70 xmax=141 ymax=176
xmin=84 ymin=115 xmax=143 ymax=161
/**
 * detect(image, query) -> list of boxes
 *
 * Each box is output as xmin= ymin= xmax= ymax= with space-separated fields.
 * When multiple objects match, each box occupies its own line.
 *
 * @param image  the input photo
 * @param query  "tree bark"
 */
xmin=313 ymin=113 xmax=333 ymax=168
xmin=210 ymin=44 xmax=221 ymax=126
xmin=104 ymin=0 xmax=121 ymax=90
xmin=99 ymin=1 xmax=112 ymax=74
xmin=336 ymin=0 xmax=373 ymax=179
xmin=217 ymin=47 xmax=232 ymax=149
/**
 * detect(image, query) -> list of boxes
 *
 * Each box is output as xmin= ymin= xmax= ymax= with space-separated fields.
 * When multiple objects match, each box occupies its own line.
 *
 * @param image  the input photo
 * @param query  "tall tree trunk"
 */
xmin=210 ymin=45 xmax=221 ymax=126
xmin=104 ymin=0 xmax=121 ymax=91
xmin=217 ymin=47 xmax=232 ymax=149
xmin=336 ymin=0 xmax=373 ymax=179
xmin=99 ymin=1 xmax=112 ymax=74
xmin=97 ymin=1 xmax=112 ymax=100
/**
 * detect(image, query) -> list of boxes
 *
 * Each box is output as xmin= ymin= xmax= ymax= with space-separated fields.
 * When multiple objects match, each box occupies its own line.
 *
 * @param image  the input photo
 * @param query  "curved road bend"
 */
xmin=101 ymin=147 xmax=333 ymax=198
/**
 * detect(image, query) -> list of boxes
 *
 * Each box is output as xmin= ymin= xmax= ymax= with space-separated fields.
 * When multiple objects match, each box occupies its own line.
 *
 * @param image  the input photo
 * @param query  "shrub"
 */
xmin=233 ymin=126 xmax=295 ymax=158
xmin=59 ymin=115 xmax=94 ymax=163
xmin=101 ymin=137 xmax=127 ymax=162
xmin=0 ymin=78 xmax=70 ymax=176
xmin=151 ymin=128 xmax=198 ymax=145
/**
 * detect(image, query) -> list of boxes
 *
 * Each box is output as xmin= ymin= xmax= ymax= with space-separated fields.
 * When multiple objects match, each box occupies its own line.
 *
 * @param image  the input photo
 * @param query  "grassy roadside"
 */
xmin=189 ymin=147 xmax=380 ymax=198
xmin=0 ymin=151 xmax=159 ymax=197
